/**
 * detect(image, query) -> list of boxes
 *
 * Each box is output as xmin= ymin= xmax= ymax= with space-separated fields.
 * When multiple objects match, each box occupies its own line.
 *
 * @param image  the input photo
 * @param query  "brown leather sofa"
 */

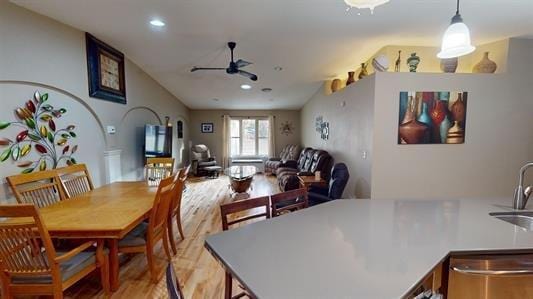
xmin=264 ymin=144 xmax=301 ymax=175
xmin=276 ymin=147 xmax=333 ymax=192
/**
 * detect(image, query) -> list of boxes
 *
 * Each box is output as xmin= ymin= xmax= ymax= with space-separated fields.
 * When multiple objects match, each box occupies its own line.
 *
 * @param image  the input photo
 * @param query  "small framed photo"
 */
xmin=201 ymin=123 xmax=214 ymax=133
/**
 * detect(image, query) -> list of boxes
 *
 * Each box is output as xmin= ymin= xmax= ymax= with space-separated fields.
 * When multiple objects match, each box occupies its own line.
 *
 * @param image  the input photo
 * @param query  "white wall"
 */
xmin=301 ymin=76 xmax=375 ymax=198
xmin=190 ymin=110 xmax=301 ymax=166
xmin=0 ymin=1 xmax=190 ymax=202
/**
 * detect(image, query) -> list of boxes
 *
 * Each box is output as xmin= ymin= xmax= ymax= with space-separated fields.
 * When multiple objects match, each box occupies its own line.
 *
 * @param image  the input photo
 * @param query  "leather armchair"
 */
xmin=191 ymin=144 xmax=217 ymax=176
xmin=265 ymin=144 xmax=301 ymax=175
xmin=277 ymin=148 xmax=333 ymax=192
xmin=308 ymin=163 xmax=350 ymax=206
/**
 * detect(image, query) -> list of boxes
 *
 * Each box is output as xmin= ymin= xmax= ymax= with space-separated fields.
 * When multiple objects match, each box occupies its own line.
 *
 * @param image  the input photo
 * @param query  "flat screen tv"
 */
xmin=144 ymin=124 xmax=172 ymax=157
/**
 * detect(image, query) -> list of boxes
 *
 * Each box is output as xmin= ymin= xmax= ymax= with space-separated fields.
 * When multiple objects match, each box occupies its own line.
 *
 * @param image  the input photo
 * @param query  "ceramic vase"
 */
xmin=417 ymin=103 xmax=432 ymax=127
xmin=430 ymin=100 xmax=448 ymax=126
xmin=372 ymin=54 xmax=389 ymax=72
xmin=358 ymin=63 xmax=368 ymax=79
xmin=439 ymin=115 xmax=451 ymax=143
xmin=451 ymin=93 xmax=466 ymax=124
xmin=331 ymin=79 xmax=342 ymax=93
xmin=473 ymin=52 xmax=497 ymax=73
xmin=446 ymin=121 xmax=464 ymax=144
xmin=440 ymin=57 xmax=458 ymax=73
xmin=399 ymin=119 xmax=429 ymax=144
xmin=407 ymin=53 xmax=420 ymax=72
xmin=346 ymin=71 xmax=355 ymax=86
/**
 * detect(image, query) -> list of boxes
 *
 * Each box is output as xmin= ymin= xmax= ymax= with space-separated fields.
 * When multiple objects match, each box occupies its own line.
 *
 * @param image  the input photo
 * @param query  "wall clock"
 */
xmin=86 ymin=33 xmax=126 ymax=104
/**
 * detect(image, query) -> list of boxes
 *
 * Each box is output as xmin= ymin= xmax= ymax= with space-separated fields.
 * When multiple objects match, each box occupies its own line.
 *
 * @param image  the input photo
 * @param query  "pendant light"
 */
xmin=437 ymin=0 xmax=475 ymax=59
xmin=344 ymin=0 xmax=390 ymax=13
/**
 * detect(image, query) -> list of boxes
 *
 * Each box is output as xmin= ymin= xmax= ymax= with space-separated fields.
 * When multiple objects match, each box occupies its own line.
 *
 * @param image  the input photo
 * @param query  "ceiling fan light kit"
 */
xmin=437 ymin=0 xmax=476 ymax=59
xmin=344 ymin=0 xmax=390 ymax=13
xmin=190 ymin=42 xmax=258 ymax=81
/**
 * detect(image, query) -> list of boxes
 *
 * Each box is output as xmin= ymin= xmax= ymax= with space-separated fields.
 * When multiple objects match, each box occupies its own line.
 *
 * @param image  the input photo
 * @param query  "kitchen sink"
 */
xmin=490 ymin=212 xmax=533 ymax=231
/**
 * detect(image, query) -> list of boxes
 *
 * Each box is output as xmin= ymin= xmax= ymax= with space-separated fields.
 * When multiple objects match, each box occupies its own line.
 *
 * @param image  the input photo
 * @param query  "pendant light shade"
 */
xmin=437 ymin=0 xmax=475 ymax=59
xmin=344 ymin=0 xmax=390 ymax=12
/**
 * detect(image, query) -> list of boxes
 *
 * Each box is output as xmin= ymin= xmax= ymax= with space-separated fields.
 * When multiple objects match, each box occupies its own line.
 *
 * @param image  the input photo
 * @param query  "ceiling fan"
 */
xmin=190 ymin=42 xmax=258 ymax=81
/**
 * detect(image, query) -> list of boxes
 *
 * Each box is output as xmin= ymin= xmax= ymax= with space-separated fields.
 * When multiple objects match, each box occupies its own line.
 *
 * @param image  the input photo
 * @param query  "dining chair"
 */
xmin=118 ymin=175 xmax=174 ymax=281
xmin=167 ymin=166 xmax=189 ymax=255
xmin=270 ymin=188 xmax=309 ymax=217
xmin=166 ymin=263 xmax=184 ymax=299
xmin=0 ymin=204 xmax=109 ymax=299
xmin=57 ymin=163 xmax=94 ymax=199
xmin=145 ymin=157 xmax=175 ymax=186
xmin=220 ymin=196 xmax=270 ymax=299
xmin=6 ymin=169 xmax=66 ymax=208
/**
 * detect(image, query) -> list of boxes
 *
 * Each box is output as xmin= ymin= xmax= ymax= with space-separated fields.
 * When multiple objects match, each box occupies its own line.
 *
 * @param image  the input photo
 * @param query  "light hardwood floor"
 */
xmin=63 ymin=174 xmax=279 ymax=299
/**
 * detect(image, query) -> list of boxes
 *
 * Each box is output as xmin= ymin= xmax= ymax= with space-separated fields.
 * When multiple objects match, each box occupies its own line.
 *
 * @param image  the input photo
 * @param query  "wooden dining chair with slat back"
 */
xmin=220 ymin=196 xmax=271 ymax=299
xmin=6 ymin=169 xmax=66 ymax=208
xmin=167 ymin=166 xmax=189 ymax=255
xmin=118 ymin=175 xmax=174 ymax=281
xmin=57 ymin=163 xmax=94 ymax=199
xmin=145 ymin=157 xmax=175 ymax=186
xmin=270 ymin=188 xmax=309 ymax=217
xmin=0 ymin=204 xmax=110 ymax=299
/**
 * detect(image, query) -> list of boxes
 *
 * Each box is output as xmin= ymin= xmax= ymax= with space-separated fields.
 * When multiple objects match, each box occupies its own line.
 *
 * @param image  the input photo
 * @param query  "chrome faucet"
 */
xmin=513 ymin=162 xmax=533 ymax=210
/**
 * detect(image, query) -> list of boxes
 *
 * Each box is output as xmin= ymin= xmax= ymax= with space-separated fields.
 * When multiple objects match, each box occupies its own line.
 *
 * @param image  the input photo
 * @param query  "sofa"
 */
xmin=276 ymin=147 xmax=333 ymax=192
xmin=264 ymin=144 xmax=301 ymax=175
xmin=308 ymin=163 xmax=350 ymax=206
xmin=191 ymin=144 xmax=218 ymax=176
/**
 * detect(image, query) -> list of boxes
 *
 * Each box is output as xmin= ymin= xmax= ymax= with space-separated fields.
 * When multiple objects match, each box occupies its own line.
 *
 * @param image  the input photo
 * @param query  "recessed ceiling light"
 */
xmin=274 ymin=66 xmax=283 ymax=71
xmin=261 ymin=88 xmax=272 ymax=93
xmin=150 ymin=19 xmax=166 ymax=27
xmin=240 ymin=84 xmax=252 ymax=90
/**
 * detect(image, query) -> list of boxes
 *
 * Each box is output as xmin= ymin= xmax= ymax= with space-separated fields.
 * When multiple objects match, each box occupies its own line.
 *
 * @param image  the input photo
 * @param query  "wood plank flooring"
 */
xmin=64 ymin=174 xmax=279 ymax=299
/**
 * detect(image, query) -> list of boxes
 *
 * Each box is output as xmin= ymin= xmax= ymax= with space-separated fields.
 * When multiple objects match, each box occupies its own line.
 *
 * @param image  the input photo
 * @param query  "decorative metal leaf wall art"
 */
xmin=0 ymin=91 xmax=79 ymax=173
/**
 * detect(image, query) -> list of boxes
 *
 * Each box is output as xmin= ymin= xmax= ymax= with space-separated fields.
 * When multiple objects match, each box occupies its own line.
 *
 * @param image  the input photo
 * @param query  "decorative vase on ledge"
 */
xmin=358 ymin=63 xmax=368 ymax=79
xmin=440 ymin=57 xmax=458 ymax=73
xmin=331 ymin=79 xmax=342 ymax=93
xmin=407 ymin=53 xmax=420 ymax=72
xmin=346 ymin=71 xmax=356 ymax=86
xmin=473 ymin=52 xmax=497 ymax=73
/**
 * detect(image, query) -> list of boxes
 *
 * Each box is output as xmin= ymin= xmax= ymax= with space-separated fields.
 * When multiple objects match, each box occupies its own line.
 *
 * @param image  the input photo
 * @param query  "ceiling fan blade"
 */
xmin=235 ymin=59 xmax=252 ymax=68
xmin=238 ymin=70 xmax=258 ymax=81
xmin=190 ymin=67 xmax=225 ymax=72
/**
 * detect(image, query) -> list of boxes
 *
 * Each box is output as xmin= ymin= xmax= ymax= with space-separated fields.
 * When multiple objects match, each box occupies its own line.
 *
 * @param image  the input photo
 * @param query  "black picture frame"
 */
xmin=177 ymin=120 xmax=183 ymax=139
xmin=201 ymin=123 xmax=214 ymax=133
xmin=85 ymin=33 xmax=127 ymax=104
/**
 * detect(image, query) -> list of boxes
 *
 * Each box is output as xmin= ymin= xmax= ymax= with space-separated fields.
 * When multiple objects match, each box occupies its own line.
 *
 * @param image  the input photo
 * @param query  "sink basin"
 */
xmin=490 ymin=212 xmax=533 ymax=231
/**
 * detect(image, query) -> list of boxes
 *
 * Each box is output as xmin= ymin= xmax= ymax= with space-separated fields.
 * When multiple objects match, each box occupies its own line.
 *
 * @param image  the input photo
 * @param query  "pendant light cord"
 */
xmin=456 ymin=0 xmax=460 ymax=15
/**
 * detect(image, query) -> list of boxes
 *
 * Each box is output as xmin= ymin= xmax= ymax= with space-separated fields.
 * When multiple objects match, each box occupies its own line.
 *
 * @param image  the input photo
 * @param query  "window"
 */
xmin=229 ymin=117 xmax=270 ymax=157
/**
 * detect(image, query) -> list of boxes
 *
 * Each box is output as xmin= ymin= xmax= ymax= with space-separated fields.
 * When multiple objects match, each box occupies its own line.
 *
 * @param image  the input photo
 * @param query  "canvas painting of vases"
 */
xmin=398 ymin=91 xmax=468 ymax=144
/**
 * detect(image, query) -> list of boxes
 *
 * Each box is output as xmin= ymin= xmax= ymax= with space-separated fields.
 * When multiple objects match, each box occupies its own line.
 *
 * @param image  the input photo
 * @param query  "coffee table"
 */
xmin=226 ymin=165 xmax=256 ymax=194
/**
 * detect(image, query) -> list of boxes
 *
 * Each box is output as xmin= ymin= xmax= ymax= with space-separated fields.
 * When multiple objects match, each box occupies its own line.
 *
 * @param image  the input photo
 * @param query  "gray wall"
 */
xmin=301 ymin=77 xmax=375 ymax=198
xmin=0 ymin=1 xmax=190 ymax=201
xmin=190 ymin=110 xmax=301 ymax=166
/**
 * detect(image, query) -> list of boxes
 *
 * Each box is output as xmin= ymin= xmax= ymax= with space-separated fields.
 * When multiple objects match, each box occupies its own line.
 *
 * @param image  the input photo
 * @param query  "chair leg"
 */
xmin=225 ymin=271 xmax=233 ymax=299
xmin=167 ymin=216 xmax=178 ymax=255
xmin=53 ymin=287 xmax=63 ymax=299
xmin=146 ymin=240 xmax=157 ymax=282
xmin=162 ymin=229 xmax=172 ymax=261
xmin=0 ymin=273 xmax=12 ymax=299
xmin=176 ymin=211 xmax=185 ymax=240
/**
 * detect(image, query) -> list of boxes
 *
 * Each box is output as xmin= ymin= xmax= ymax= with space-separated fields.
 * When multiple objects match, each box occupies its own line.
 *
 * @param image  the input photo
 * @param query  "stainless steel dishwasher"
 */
xmin=448 ymin=254 xmax=533 ymax=298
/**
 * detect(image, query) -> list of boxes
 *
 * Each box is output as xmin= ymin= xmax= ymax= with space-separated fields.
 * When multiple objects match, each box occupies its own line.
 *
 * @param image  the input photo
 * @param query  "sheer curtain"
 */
xmin=222 ymin=115 xmax=231 ymax=168
xmin=268 ymin=115 xmax=276 ymax=157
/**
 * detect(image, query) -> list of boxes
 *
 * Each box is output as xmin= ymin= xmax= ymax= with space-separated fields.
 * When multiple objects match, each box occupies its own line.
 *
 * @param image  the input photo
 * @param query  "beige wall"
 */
xmin=0 ymin=1 xmax=190 ymax=201
xmin=189 ymin=110 xmax=300 ymax=165
xmin=301 ymin=76 xmax=375 ymax=199
xmin=371 ymin=38 xmax=532 ymax=199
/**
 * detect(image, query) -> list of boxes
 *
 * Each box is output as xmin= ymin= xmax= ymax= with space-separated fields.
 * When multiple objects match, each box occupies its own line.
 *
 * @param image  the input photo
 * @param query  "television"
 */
xmin=144 ymin=124 xmax=172 ymax=157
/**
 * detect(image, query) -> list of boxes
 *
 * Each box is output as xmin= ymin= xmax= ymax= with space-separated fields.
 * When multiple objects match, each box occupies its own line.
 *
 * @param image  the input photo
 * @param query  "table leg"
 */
xmin=109 ymin=239 xmax=120 ymax=291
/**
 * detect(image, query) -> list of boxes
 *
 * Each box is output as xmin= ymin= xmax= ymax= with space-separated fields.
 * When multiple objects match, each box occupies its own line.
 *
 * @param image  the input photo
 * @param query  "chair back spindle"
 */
xmin=57 ymin=163 xmax=94 ymax=198
xmin=7 ymin=170 xmax=66 ymax=208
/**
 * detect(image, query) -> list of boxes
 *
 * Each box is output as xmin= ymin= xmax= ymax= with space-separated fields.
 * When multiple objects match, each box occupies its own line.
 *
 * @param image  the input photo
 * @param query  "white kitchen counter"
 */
xmin=205 ymin=198 xmax=533 ymax=298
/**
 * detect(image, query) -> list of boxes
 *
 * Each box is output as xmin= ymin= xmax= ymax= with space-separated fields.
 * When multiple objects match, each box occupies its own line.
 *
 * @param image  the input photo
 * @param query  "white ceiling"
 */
xmin=12 ymin=0 xmax=533 ymax=110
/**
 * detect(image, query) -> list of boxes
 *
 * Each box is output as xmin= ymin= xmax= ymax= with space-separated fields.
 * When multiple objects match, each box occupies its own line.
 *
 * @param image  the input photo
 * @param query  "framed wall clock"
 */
xmin=86 ymin=33 xmax=127 ymax=104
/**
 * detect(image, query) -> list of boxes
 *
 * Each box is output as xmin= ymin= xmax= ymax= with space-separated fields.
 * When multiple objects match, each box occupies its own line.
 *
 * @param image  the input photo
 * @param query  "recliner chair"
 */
xmin=264 ymin=144 xmax=301 ymax=175
xmin=308 ymin=163 xmax=350 ymax=206
xmin=276 ymin=148 xmax=333 ymax=192
xmin=191 ymin=144 xmax=217 ymax=176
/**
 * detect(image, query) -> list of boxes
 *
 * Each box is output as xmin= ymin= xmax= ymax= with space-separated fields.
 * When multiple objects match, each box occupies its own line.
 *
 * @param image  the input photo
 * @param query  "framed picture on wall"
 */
xmin=177 ymin=120 xmax=183 ymax=139
xmin=201 ymin=123 xmax=213 ymax=133
xmin=85 ymin=33 xmax=127 ymax=104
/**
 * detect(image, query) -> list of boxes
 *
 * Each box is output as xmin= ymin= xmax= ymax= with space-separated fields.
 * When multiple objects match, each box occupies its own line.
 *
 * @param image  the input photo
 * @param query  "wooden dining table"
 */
xmin=35 ymin=181 xmax=158 ymax=291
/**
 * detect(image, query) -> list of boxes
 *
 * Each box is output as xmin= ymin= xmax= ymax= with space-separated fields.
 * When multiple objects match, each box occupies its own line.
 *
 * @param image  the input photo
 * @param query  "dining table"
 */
xmin=33 ymin=181 xmax=158 ymax=291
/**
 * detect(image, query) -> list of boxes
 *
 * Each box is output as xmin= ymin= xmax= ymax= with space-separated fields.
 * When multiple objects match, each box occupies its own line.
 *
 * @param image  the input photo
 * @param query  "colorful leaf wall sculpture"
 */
xmin=0 ymin=91 xmax=78 ymax=173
